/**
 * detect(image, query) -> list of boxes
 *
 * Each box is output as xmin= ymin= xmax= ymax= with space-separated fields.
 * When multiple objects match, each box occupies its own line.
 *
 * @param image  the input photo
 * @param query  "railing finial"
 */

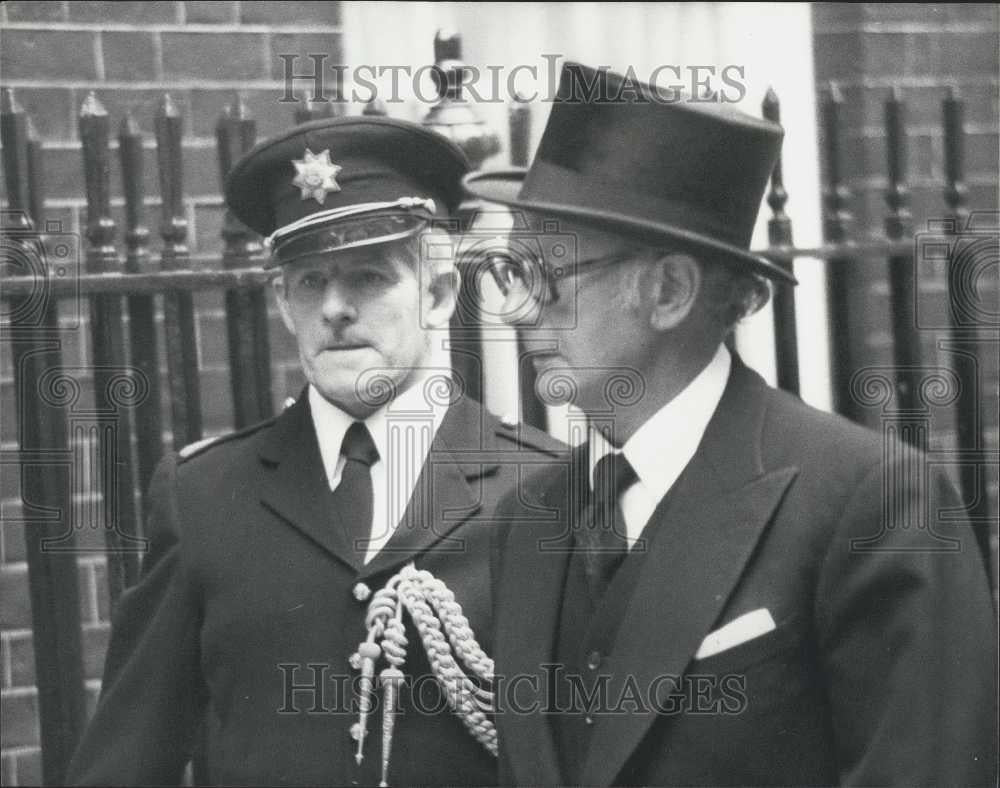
xmin=761 ymin=86 xmax=792 ymax=246
xmin=942 ymin=89 xmax=967 ymax=221
xmin=159 ymin=92 xmax=180 ymax=117
xmin=80 ymin=90 xmax=106 ymax=117
xmin=79 ymin=89 xmax=117 ymax=272
xmin=760 ymin=85 xmax=799 ymax=395
xmin=883 ymin=86 xmax=911 ymax=241
xmin=819 ymin=80 xmax=852 ymax=244
xmin=2 ymin=86 xmax=23 ymax=114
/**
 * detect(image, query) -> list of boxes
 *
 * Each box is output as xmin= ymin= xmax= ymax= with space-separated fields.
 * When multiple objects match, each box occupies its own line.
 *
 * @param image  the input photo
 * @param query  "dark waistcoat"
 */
xmin=552 ymin=482 xmax=679 ymax=785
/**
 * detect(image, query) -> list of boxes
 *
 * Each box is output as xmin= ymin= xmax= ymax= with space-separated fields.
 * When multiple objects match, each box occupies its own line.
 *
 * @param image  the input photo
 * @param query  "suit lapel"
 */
xmin=495 ymin=444 xmax=588 ymax=787
xmin=357 ymin=395 xmax=499 ymax=581
xmin=580 ymin=468 xmax=796 ymax=785
xmin=256 ymin=392 xmax=362 ymax=570
xmin=580 ymin=360 xmax=799 ymax=786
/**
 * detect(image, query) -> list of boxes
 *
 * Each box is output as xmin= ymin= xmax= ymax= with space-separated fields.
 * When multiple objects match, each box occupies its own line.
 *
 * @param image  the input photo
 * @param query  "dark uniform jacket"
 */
xmin=491 ymin=358 xmax=997 ymax=787
xmin=67 ymin=391 xmax=564 ymax=787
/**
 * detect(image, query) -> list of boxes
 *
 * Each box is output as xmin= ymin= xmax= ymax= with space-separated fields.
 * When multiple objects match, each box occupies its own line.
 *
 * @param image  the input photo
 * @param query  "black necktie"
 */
xmin=332 ymin=421 xmax=379 ymax=562
xmin=578 ymin=450 xmax=638 ymax=601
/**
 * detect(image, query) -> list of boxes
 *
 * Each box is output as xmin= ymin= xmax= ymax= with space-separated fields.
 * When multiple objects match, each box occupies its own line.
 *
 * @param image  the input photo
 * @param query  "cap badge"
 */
xmin=292 ymin=148 xmax=342 ymax=204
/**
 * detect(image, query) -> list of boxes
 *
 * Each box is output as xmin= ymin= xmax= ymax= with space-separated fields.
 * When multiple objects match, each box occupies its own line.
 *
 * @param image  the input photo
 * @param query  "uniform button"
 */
xmin=352 ymin=582 xmax=371 ymax=602
xmin=586 ymin=650 xmax=601 ymax=670
xmin=584 ymin=715 xmax=594 ymax=726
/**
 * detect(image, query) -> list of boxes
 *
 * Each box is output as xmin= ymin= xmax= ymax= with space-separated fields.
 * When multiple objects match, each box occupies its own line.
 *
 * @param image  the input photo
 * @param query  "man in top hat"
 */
xmin=466 ymin=63 xmax=997 ymax=786
xmin=67 ymin=115 xmax=563 ymax=786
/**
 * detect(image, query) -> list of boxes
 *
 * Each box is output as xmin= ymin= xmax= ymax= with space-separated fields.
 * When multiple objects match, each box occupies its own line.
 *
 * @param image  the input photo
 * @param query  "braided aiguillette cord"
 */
xmin=349 ymin=563 xmax=497 ymax=786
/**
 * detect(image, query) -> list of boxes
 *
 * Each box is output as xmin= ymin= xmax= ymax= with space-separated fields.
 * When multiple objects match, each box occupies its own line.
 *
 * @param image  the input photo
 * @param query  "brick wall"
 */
xmin=0 ymin=3 xmax=342 ymax=784
xmin=812 ymin=3 xmax=999 ymax=585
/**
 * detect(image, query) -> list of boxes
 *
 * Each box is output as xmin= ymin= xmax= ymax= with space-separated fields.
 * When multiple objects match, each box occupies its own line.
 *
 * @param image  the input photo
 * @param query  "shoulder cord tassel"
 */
xmin=351 ymin=577 xmax=399 ymax=765
xmin=378 ymin=592 xmax=406 ymax=786
xmin=352 ymin=633 xmax=382 ymax=764
xmin=350 ymin=563 xmax=497 ymax=786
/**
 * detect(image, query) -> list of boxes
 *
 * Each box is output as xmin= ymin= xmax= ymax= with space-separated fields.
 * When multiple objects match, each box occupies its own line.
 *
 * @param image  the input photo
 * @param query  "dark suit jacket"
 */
xmin=491 ymin=359 xmax=997 ymax=786
xmin=67 ymin=392 xmax=565 ymax=787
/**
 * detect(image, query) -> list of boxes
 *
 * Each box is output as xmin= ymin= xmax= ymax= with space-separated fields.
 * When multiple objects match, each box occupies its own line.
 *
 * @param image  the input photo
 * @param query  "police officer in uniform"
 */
xmin=68 ymin=115 xmax=564 ymax=786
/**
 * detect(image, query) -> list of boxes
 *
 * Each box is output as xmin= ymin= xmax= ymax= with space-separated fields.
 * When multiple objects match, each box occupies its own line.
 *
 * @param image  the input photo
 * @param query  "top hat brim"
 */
xmin=463 ymin=168 xmax=796 ymax=286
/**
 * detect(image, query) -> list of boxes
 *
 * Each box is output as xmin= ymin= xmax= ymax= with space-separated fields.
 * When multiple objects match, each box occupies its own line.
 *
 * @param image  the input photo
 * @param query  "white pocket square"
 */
xmin=694 ymin=608 xmax=776 ymax=659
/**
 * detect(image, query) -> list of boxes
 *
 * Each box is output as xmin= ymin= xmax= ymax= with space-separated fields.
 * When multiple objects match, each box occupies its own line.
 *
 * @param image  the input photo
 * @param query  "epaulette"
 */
xmin=494 ymin=412 xmax=566 ymax=456
xmin=177 ymin=416 xmax=277 ymax=462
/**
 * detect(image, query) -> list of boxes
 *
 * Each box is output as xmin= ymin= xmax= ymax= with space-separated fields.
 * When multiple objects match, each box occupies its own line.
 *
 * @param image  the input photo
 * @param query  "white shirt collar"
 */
xmin=589 ymin=343 xmax=731 ymax=504
xmin=308 ymin=357 xmax=453 ymax=491
xmin=306 ymin=342 xmax=454 ymax=563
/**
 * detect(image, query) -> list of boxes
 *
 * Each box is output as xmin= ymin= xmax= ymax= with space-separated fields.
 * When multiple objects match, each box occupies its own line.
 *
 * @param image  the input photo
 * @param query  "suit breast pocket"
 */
xmin=688 ymin=623 xmax=812 ymax=717
xmin=691 ymin=623 xmax=802 ymax=675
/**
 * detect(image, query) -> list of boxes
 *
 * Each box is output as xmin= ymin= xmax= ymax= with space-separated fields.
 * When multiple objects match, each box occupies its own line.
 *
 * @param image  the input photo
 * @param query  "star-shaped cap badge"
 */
xmin=292 ymin=148 xmax=342 ymax=204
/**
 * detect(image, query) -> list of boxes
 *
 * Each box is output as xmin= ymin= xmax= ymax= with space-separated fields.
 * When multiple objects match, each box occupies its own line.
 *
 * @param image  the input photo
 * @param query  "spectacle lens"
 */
xmin=488 ymin=254 xmax=532 ymax=297
xmin=487 ymin=247 xmax=642 ymax=308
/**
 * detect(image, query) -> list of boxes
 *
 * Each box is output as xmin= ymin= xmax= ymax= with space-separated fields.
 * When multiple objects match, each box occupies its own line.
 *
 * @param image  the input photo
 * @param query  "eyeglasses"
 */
xmin=487 ymin=249 xmax=640 ymax=306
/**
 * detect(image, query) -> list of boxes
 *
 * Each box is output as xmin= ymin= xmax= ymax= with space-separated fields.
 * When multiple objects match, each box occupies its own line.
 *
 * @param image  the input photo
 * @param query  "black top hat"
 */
xmin=226 ymin=116 xmax=470 ymax=268
xmin=463 ymin=63 xmax=794 ymax=284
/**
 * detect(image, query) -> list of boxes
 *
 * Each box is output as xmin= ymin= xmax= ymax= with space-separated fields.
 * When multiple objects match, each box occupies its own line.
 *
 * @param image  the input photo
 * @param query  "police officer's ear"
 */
xmin=272 ymin=272 xmax=297 ymax=336
xmin=648 ymin=252 xmax=701 ymax=331
xmin=420 ymin=232 xmax=461 ymax=329
xmin=422 ymin=263 xmax=461 ymax=330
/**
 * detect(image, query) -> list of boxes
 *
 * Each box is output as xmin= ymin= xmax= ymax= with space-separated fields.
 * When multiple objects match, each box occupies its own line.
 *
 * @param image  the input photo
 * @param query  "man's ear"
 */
xmin=422 ymin=264 xmax=460 ymax=329
xmin=649 ymin=252 xmax=701 ymax=331
xmin=272 ymin=274 xmax=297 ymax=336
